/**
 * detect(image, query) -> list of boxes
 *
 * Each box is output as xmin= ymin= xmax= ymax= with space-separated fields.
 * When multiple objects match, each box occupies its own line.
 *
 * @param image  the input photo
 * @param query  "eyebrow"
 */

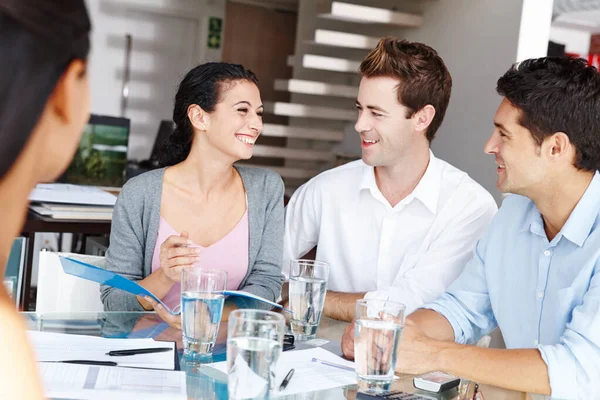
xmin=233 ymin=101 xmax=264 ymax=110
xmin=494 ymin=121 xmax=511 ymax=133
xmin=355 ymin=101 xmax=388 ymax=114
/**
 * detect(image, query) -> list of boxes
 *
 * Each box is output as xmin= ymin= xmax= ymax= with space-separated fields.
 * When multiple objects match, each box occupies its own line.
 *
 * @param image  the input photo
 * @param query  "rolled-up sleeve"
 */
xmin=420 ymin=237 xmax=498 ymax=345
xmin=538 ymin=269 xmax=600 ymax=399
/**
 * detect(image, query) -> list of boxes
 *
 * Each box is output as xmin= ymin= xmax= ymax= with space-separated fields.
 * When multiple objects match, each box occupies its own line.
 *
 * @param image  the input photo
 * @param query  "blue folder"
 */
xmin=59 ymin=256 xmax=291 ymax=315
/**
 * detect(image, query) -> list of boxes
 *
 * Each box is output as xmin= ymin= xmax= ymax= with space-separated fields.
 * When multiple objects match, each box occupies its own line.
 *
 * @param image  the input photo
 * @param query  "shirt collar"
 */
xmin=560 ymin=171 xmax=600 ymax=247
xmin=519 ymin=171 xmax=600 ymax=247
xmin=359 ymin=150 xmax=441 ymax=214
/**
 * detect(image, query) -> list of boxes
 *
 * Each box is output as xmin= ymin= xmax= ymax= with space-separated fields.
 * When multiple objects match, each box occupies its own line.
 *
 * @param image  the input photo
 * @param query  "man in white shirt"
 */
xmin=283 ymin=37 xmax=497 ymax=322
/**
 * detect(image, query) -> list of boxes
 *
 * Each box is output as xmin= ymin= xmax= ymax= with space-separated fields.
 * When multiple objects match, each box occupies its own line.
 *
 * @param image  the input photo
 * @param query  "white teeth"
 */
xmin=236 ymin=136 xmax=255 ymax=145
xmin=363 ymin=139 xmax=379 ymax=144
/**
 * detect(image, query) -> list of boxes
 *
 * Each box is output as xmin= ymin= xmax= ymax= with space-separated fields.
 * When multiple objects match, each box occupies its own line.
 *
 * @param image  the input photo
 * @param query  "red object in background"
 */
xmin=564 ymin=52 xmax=600 ymax=69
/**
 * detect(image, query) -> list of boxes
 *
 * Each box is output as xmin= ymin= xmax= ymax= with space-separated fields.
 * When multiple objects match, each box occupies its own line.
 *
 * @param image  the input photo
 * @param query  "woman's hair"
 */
xmin=0 ymin=1 xmax=91 ymax=180
xmin=159 ymin=62 xmax=258 ymax=167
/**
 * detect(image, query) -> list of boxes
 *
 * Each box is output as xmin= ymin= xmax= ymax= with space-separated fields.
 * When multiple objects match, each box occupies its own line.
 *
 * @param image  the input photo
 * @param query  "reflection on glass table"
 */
xmin=22 ymin=312 xmax=529 ymax=400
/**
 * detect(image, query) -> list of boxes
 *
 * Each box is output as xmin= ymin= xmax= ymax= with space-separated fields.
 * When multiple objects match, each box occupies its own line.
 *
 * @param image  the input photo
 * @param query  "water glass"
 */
xmin=354 ymin=299 xmax=406 ymax=393
xmin=288 ymin=259 xmax=330 ymax=341
xmin=181 ymin=267 xmax=227 ymax=358
xmin=227 ymin=309 xmax=285 ymax=400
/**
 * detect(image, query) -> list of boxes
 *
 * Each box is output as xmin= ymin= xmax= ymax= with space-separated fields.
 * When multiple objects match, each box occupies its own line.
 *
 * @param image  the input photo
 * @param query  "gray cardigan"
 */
xmin=100 ymin=166 xmax=284 ymax=311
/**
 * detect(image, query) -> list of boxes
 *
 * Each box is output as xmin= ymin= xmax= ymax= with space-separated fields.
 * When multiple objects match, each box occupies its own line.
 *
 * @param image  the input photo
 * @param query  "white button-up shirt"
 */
xmin=283 ymin=152 xmax=498 ymax=314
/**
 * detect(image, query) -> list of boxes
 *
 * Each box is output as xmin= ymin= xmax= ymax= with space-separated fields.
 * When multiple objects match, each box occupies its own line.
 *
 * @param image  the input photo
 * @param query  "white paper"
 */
xmin=208 ymin=347 xmax=357 ymax=397
xmin=29 ymin=183 xmax=117 ymax=206
xmin=28 ymin=331 xmax=175 ymax=370
xmin=39 ymin=362 xmax=186 ymax=400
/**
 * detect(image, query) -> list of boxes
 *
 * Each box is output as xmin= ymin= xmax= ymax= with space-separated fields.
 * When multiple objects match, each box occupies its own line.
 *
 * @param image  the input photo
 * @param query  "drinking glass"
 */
xmin=354 ymin=299 xmax=406 ymax=393
xmin=181 ymin=267 xmax=227 ymax=358
xmin=288 ymin=259 xmax=330 ymax=341
xmin=227 ymin=309 xmax=285 ymax=400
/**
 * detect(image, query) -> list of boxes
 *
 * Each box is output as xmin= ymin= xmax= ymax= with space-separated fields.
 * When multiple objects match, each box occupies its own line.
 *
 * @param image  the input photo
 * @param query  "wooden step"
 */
xmin=253 ymin=145 xmax=332 ymax=161
xmin=313 ymin=29 xmax=379 ymax=50
xmin=264 ymin=102 xmax=355 ymax=122
xmin=274 ymin=79 xmax=358 ymax=99
xmin=262 ymin=123 xmax=344 ymax=141
xmin=317 ymin=1 xmax=423 ymax=27
xmin=288 ymin=54 xmax=361 ymax=73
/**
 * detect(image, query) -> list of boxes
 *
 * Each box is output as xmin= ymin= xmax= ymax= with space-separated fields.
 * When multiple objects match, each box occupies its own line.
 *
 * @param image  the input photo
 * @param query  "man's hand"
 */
xmin=395 ymin=319 xmax=444 ymax=375
xmin=341 ymin=319 xmax=356 ymax=359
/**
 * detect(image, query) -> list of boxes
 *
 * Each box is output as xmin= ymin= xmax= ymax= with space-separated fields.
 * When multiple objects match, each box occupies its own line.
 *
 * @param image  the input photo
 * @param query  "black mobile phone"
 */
xmin=283 ymin=334 xmax=295 ymax=351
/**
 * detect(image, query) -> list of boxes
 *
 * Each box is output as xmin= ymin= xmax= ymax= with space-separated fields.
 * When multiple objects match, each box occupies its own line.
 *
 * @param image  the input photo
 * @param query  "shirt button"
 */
xmin=543 ymin=250 xmax=552 ymax=256
xmin=534 ymin=340 xmax=539 ymax=346
xmin=537 ymin=291 xmax=544 ymax=298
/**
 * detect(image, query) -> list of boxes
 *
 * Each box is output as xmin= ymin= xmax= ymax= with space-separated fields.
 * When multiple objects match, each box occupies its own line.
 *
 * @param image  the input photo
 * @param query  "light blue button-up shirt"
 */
xmin=424 ymin=172 xmax=600 ymax=399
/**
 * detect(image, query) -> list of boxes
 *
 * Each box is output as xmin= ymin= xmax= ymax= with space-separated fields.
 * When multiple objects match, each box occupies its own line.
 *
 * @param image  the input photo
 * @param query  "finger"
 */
xmin=167 ymin=246 xmax=201 ymax=259
xmin=165 ymin=255 xmax=202 ymax=268
xmin=164 ymin=234 xmax=194 ymax=248
xmin=146 ymin=296 xmax=181 ymax=329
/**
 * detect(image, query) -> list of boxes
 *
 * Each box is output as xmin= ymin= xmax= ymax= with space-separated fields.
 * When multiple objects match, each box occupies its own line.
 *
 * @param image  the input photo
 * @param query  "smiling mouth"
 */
xmin=235 ymin=134 xmax=257 ymax=145
xmin=362 ymin=139 xmax=379 ymax=147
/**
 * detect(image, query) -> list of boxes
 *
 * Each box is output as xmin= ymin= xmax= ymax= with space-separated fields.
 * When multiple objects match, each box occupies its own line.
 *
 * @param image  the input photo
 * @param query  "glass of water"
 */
xmin=354 ymin=299 xmax=406 ymax=394
xmin=181 ymin=267 xmax=227 ymax=359
xmin=289 ymin=259 xmax=330 ymax=341
xmin=227 ymin=309 xmax=285 ymax=400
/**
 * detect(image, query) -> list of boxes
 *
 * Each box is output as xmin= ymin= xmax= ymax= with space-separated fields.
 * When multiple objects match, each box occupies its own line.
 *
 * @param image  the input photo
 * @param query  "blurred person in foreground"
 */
xmin=0 ymin=0 xmax=91 ymax=398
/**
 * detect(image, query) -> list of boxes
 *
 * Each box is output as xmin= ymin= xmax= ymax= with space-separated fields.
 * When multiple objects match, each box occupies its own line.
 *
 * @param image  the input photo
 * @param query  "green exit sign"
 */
xmin=207 ymin=17 xmax=223 ymax=49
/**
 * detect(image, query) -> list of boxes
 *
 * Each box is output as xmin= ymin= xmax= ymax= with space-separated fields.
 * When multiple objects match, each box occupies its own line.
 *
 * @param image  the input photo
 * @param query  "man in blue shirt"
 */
xmin=342 ymin=56 xmax=600 ymax=398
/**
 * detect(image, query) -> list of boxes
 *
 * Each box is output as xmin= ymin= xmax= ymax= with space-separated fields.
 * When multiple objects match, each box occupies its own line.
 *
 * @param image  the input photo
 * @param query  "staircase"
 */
xmin=251 ymin=0 xmax=425 ymax=195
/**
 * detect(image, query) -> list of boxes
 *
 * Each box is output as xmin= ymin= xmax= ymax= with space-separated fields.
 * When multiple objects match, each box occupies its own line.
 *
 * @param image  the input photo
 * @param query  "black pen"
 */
xmin=60 ymin=360 xmax=118 ymax=366
xmin=279 ymin=368 xmax=295 ymax=391
xmin=106 ymin=347 xmax=173 ymax=356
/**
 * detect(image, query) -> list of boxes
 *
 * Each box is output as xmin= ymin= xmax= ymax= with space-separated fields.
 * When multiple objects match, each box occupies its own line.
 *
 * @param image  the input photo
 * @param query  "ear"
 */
xmin=413 ymin=104 xmax=436 ymax=133
xmin=48 ymin=59 xmax=87 ymax=125
xmin=545 ymin=132 xmax=572 ymax=161
xmin=188 ymin=104 xmax=209 ymax=131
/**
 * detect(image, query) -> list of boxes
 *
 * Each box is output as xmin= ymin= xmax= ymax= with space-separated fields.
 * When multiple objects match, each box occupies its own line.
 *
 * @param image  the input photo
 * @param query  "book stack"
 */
xmin=28 ymin=183 xmax=117 ymax=221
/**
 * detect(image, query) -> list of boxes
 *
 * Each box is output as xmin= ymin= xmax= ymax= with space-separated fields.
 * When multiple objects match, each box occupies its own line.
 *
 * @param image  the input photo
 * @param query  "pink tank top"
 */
xmin=151 ymin=211 xmax=249 ymax=310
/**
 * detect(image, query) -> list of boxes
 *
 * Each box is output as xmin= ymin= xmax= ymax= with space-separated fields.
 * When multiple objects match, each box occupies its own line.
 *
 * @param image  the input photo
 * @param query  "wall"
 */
xmin=84 ymin=0 xmax=225 ymax=160
xmin=550 ymin=26 xmax=591 ymax=55
xmin=402 ymin=0 xmax=540 ymax=204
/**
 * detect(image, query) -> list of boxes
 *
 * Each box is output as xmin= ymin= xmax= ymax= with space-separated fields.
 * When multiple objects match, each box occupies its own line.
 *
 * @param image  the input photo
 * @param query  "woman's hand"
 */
xmin=159 ymin=231 xmax=201 ymax=283
xmin=144 ymin=296 xmax=182 ymax=329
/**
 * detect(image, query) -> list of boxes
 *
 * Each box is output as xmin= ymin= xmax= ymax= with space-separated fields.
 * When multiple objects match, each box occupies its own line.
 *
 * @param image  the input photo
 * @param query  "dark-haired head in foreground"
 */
xmin=486 ymin=56 xmax=600 ymax=196
xmin=0 ymin=1 xmax=91 ymax=398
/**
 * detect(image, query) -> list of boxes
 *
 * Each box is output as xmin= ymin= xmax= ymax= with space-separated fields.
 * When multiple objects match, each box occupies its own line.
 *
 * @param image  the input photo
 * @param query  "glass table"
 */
xmin=23 ymin=312 xmax=530 ymax=400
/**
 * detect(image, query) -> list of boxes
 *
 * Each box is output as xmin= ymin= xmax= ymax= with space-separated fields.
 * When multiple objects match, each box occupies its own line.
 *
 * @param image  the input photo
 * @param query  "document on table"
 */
xmin=39 ymin=362 xmax=186 ymax=400
xmin=29 ymin=183 xmax=117 ymax=206
xmin=207 ymin=347 xmax=357 ymax=397
xmin=28 ymin=331 xmax=175 ymax=370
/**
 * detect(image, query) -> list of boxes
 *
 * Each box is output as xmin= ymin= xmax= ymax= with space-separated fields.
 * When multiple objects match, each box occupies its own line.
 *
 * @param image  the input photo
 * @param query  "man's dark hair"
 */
xmin=497 ymin=57 xmax=600 ymax=172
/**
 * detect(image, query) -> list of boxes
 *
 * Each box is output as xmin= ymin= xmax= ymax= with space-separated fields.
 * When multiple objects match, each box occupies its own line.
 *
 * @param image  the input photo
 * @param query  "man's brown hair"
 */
xmin=360 ymin=37 xmax=452 ymax=141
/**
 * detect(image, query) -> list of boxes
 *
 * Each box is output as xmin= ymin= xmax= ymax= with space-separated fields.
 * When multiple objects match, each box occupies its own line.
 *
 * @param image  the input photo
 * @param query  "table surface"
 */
xmin=23 ymin=312 xmax=534 ymax=400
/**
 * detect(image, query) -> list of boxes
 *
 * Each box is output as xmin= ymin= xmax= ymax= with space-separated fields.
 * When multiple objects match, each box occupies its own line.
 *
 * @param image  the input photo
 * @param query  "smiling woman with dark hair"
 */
xmin=0 ymin=1 xmax=91 ymax=397
xmin=101 ymin=62 xmax=285 ymax=327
